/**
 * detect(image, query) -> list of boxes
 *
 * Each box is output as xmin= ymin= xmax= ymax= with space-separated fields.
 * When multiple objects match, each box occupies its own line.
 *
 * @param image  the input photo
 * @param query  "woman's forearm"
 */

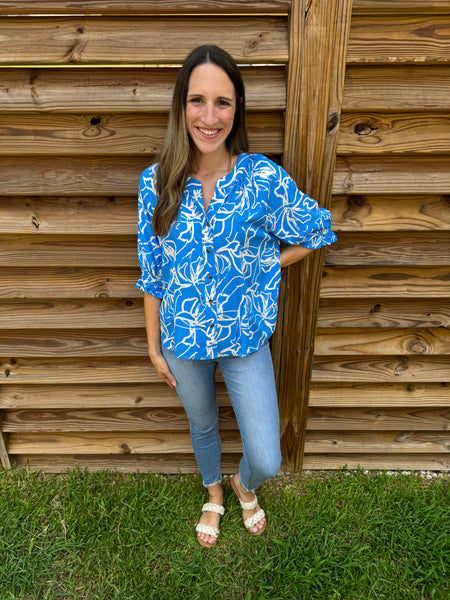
xmin=280 ymin=244 xmax=314 ymax=269
xmin=143 ymin=293 xmax=163 ymax=358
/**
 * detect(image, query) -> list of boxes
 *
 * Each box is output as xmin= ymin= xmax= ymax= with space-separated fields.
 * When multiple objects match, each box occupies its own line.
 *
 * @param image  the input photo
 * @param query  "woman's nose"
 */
xmin=201 ymin=103 xmax=216 ymax=125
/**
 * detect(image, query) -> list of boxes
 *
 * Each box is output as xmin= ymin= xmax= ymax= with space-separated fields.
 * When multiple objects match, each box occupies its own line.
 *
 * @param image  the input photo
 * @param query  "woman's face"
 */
xmin=185 ymin=62 xmax=236 ymax=158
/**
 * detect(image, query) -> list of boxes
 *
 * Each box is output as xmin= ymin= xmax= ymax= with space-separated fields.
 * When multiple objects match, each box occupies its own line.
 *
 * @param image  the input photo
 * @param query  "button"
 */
xmin=206 ymin=248 xmax=211 ymax=254
xmin=206 ymin=221 xmax=210 ymax=227
xmin=209 ymin=323 xmax=214 ymax=328
xmin=208 ymin=299 xmax=214 ymax=304
xmin=207 ymin=274 xmax=213 ymax=280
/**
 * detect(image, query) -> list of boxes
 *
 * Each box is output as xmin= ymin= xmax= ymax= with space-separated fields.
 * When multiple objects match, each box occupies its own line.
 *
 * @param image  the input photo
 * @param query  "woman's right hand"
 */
xmin=149 ymin=351 xmax=177 ymax=389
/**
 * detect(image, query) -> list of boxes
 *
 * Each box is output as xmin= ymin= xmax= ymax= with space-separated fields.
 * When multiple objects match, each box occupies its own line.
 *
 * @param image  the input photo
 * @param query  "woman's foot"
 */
xmin=230 ymin=474 xmax=266 ymax=535
xmin=196 ymin=483 xmax=224 ymax=547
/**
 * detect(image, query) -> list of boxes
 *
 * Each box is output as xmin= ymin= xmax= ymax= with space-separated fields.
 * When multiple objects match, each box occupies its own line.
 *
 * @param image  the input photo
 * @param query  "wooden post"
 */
xmin=0 ymin=414 xmax=12 ymax=470
xmin=275 ymin=0 xmax=354 ymax=471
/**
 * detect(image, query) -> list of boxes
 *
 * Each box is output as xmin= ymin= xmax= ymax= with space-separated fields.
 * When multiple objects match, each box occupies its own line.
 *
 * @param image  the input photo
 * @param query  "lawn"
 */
xmin=0 ymin=468 xmax=448 ymax=599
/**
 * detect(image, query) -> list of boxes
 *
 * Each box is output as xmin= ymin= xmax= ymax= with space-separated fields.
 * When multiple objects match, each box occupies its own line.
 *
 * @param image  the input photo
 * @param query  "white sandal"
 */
xmin=195 ymin=502 xmax=225 ymax=548
xmin=230 ymin=476 xmax=266 ymax=535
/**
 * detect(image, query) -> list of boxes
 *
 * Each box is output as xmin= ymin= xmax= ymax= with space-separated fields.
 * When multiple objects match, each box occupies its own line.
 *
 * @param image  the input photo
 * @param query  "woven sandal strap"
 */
xmin=196 ymin=523 xmax=220 ymax=538
xmin=239 ymin=496 xmax=258 ymax=511
xmin=201 ymin=502 xmax=225 ymax=516
xmin=244 ymin=508 xmax=266 ymax=530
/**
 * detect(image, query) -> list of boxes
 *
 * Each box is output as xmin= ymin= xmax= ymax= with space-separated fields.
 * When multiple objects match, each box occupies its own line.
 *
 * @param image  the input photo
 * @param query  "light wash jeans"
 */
xmin=162 ymin=341 xmax=282 ymax=492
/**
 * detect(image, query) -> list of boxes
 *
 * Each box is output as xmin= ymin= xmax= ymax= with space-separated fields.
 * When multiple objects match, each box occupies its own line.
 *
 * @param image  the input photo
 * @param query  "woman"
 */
xmin=137 ymin=45 xmax=336 ymax=547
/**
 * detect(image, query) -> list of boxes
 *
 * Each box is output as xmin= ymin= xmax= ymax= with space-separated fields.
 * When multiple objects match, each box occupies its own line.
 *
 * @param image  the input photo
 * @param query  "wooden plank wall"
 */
xmin=305 ymin=0 xmax=450 ymax=470
xmin=0 ymin=0 xmax=448 ymax=474
xmin=0 ymin=0 xmax=290 ymax=472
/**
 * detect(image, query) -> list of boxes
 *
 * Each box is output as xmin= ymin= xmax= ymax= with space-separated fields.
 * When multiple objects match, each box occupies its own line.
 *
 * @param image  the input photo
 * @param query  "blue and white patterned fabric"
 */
xmin=136 ymin=153 xmax=336 ymax=359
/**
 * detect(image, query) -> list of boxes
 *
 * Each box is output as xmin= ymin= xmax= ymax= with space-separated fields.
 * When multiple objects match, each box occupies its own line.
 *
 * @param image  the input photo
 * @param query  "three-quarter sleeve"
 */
xmin=136 ymin=167 xmax=164 ymax=298
xmin=266 ymin=163 xmax=337 ymax=249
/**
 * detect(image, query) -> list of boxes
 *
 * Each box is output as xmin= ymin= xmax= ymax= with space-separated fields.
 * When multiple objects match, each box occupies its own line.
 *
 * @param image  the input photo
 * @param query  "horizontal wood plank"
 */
xmin=7 ymin=430 xmax=242 ymax=454
xmin=302 ymin=454 xmax=450 ymax=470
xmin=0 ymin=16 xmax=288 ymax=65
xmin=317 ymin=298 xmax=450 ymax=328
xmin=309 ymin=382 xmax=450 ymax=407
xmin=0 ymin=329 xmax=148 ymax=357
xmin=307 ymin=408 xmax=450 ymax=431
xmin=0 ymin=196 xmax=137 ymax=235
xmin=0 ymin=382 xmax=229 ymax=409
xmin=0 ymin=157 xmax=148 ymax=196
xmin=0 ymin=298 xmax=144 ymax=329
xmin=353 ymin=0 xmax=450 ymax=15
xmin=1 ymin=406 xmax=238 ymax=432
xmin=314 ymin=328 xmax=450 ymax=356
xmin=11 ymin=453 xmax=241 ymax=474
xmin=343 ymin=66 xmax=450 ymax=110
xmin=312 ymin=356 xmax=450 ymax=382
xmin=0 ymin=267 xmax=140 ymax=298
xmin=324 ymin=232 xmax=450 ymax=266
xmin=321 ymin=266 xmax=450 ymax=298
xmin=347 ymin=16 xmax=450 ymax=64
xmin=338 ymin=113 xmax=450 ymax=155
xmin=0 ymin=112 xmax=284 ymax=156
xmin=0 ymin=235 xmax=138 ymax=267
xmin=0 ymin=67 xmax=286 ymax=112
xmin=0 ymin=357 xmax=224 ymax=384
xmin=330 ymin=195 xmax=450 ymax=232
xmin=305 ymin=431 xmax=449 ymax=453
xmin=0 ymin=1 xmax=291 ymax=15
xmin=333 ymin=156 xmax=450 ymax=195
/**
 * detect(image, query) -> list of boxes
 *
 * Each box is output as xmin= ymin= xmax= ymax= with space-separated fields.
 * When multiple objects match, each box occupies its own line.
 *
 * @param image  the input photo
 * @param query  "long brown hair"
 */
xmin=152 ymin=45 xmax=249 ymax=236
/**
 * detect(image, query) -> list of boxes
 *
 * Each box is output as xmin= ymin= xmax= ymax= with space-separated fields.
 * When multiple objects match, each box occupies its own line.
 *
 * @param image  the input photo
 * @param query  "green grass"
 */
xmin=0 ymin=468 xmax=448 ymax=600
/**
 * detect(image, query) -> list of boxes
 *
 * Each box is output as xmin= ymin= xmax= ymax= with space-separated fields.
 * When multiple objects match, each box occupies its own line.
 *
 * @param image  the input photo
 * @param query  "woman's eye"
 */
xmin=189 ymin=98 xmax=202 ymax=104
xmin=218 ymin=100 xmax=230 ymax=106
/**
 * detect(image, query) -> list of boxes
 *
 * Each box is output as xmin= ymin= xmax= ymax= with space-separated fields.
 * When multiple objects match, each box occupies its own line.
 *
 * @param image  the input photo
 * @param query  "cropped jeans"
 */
xmin=162 ymin=341 xmax=282 ymax=492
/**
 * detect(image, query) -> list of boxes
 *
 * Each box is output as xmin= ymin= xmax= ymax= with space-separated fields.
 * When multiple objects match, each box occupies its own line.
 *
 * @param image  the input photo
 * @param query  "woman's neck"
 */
xmin=191 ymin=148 xmax=232 ymax=178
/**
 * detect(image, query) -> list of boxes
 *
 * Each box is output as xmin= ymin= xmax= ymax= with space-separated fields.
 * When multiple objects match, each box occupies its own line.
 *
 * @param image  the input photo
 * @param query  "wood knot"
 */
xmin=406 ymin=336 xmax=430 ymax=355
xmin=327 ymin=112 xmax=340 ymax=134
xmin=134 ymin=396 xmax=143 ymax=404
xmin=394 ymin=360 xmax=409 ymax=376
xmin=370 ymin=303 xmax=382 ymax=314
xmin=120 ymin=443 xmax=131 ymax=454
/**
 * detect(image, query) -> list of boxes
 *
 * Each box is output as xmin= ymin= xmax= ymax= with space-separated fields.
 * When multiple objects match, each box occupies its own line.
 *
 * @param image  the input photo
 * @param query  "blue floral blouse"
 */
xmin=136 ymin=153 xmax=336 ymax=359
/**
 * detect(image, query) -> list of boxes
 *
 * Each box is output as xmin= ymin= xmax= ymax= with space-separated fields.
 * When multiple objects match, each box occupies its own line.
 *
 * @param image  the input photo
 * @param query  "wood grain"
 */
xmin=312 ymin=356 xmax=450 ymax=382
xmin=0 ymin=267 xmax=140 ymax=299
xmin=314 ymin=328 xmax=450 ymax=356
xmin=0 ymin=1 xmax=291 ymax=15
xmin=333 ymin=156 xmax=450 ymax=195
xmin=338 ymin=113 xmax=450 ymax=155
xmin=307 ymin=408 xmax=450 ymax=431
xmin=324 ymin=232 xmax=450 ymax=266
xmin=7 ymin=430 xmax=242 ymax=454
xmin=0 ymin=112 xmax=284 ymax=156
xmin=321 ymin=266 xmax=450 ymax=298
xmin=317 ymin=298 xmax=450 ymax=328
xmin=303 ymin=454 xmax=450 ymax=470
xmin=0 ymin=417 xmax=11 ymax=469
xmin=343 ymin=66 xmax=450 ymax=110
xmin=348 ymin=16 xmax=450 ymax=64
xmin=353 ymin=0 xmax=450 ymax=14
xmin=0 ymin=298 xmax=145 ymax=329
xmin=11 ymin=453 xmax=241 ymax=474
xmin=0 ymin=357 xmax=222 ymax=385
xmin=0 ymin=196 xmax=137 ymax=235
xmin=330 ymin=195 xmax=450 ymax=232
xmin=305 ymin=431 xmax=449 ymax=452
xmin=0 ymin=16 xmax=288 ymax=65
xmin=0 ymin=235 xmax=138 ymax=267
xmin=309 ymin=382 xmax=450 ymax=407
xmin=0 ymin=67 xmax=286 ymax=112
xmin=1 ymin=406 xmax=238 ymax=433
xmin=0 ymin=329 xmax=148 ymax=357
xmin=0 ymin=382 xmax=230 ymax=409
